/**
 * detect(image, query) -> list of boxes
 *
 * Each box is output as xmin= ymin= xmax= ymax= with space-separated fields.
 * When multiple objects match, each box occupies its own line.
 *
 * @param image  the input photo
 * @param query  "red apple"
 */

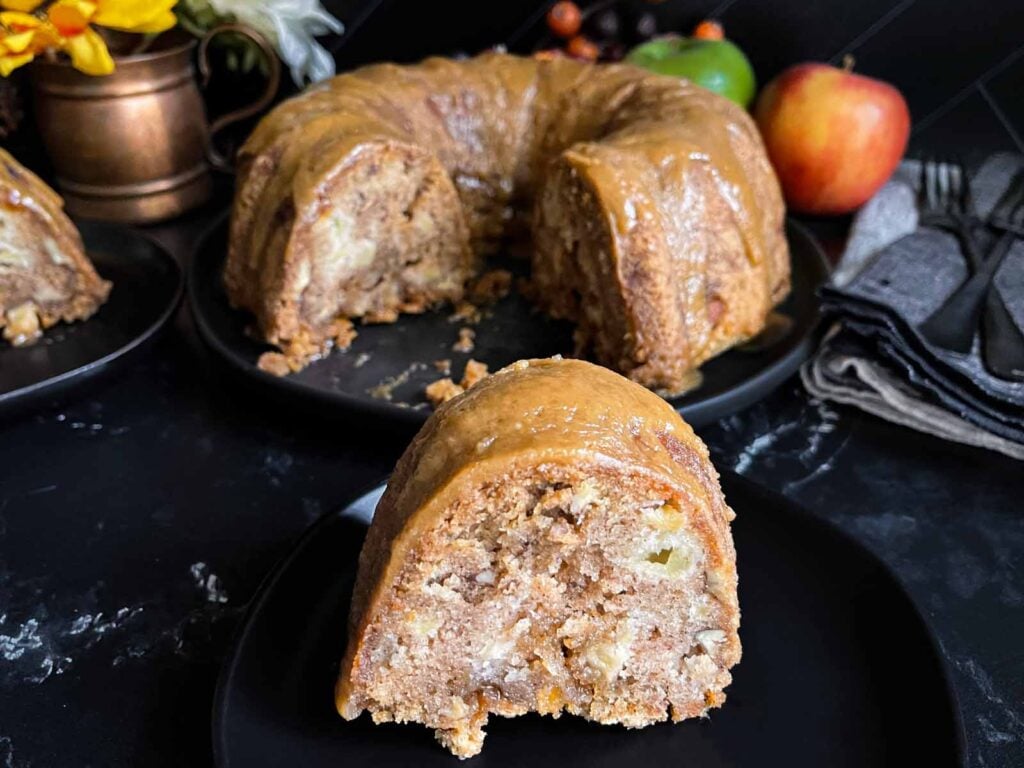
xmin=753 ymin=61 xmax=910 ymax=215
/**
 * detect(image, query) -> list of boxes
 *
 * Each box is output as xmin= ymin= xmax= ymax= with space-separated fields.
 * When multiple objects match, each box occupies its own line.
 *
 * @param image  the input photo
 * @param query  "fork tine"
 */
xmin=940 ymin=160 xmax=952 ymax=211
xmin=947 ymin=159 xmax=963 ymax=213
xmin=925 ymin=157 xmax=938 ymax=211
xmin=953 ymin=157 xmax=974 ymax=215
xmin=917 ymin=156 xmax=929 ymax=207
xmin=940 ymin=159 xmax=955 ymax=211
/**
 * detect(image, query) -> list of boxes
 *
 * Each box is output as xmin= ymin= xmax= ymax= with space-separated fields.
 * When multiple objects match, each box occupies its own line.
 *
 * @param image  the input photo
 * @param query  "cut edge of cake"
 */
xmin=0 ymin=148 xmax=111 ymax=347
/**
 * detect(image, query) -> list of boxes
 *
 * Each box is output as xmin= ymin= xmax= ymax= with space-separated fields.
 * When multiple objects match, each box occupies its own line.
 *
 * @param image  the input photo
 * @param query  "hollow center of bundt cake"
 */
xmin=349 ymin=465 xmax=737 ymax=748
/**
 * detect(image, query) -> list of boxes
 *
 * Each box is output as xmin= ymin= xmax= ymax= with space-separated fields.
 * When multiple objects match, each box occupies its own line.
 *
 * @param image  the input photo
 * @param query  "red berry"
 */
xmin=693 ymin=20 xmax=724 ymax=41
xmin=547 ymin=1 xmax=582 ymax=39
xmin=566 ymin=35 xmax=600 ymax=61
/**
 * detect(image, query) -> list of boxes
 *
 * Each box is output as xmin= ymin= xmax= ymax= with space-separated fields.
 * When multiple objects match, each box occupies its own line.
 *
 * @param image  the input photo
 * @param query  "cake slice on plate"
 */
xmin=336 ymin=357 xmax=741 ymax=757
xmin=227 ymin=52 xmax=789 ymax=390
xmin=0 ymin=147 xmax=110 ymax=347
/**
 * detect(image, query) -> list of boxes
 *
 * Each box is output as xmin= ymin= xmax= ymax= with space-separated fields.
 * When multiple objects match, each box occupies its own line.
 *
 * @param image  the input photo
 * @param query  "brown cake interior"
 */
xmin=298 ymin=144 xmax=474 ymax=326
xmin=0 ymin=149 xmax=111 ymax=346
xmin=338 ymin=461 xmax=739 ymax=758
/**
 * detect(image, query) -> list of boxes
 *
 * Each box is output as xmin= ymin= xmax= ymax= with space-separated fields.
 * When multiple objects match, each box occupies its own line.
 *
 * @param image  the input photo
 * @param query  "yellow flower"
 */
xmin=46 ymin=1 xmax=111 ymax=75
xmin=1 ymin=9 xmax=43 ymax=32
xmin=49 ymin=0 xmax=176 ymax=35
xmin=0 ymin=1 xmax=45 ymax=12
xmin=2 ymin=9 xmax=61 ymax=43
xmin=94 ymin=0 xmax=176 ymax=34
xmin=0 ymin=9 xmax=59 ymax=75
xmin=45 ymin=0 xmax=177 ymax=75
xmin=0 ymin=33 xmax=33 ymax=75
xmin=0 ymin=0 xmax=177 ymax=77
xmin=46 ymin=0 xmax=179 ymax=75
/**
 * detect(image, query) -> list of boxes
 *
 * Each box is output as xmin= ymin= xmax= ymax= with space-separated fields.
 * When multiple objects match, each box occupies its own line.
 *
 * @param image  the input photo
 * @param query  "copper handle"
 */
xmin=198 ymin=23 xmax=281 ymax=173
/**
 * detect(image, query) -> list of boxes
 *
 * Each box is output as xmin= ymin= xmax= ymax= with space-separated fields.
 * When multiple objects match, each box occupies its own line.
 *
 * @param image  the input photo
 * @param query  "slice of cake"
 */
xmin=0 ymin=148 xmax=111 ymax=346
xmin=336 ymin=357 xmax=741 ymax=757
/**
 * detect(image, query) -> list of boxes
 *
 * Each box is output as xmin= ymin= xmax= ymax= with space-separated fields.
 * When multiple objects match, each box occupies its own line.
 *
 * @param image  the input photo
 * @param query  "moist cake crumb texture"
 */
xmin=0 ymin=147 xmax=110 ymax=347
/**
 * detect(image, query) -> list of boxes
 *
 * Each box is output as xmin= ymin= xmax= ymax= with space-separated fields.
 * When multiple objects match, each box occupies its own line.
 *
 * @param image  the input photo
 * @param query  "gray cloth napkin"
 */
xmin=802 ymin=153 xmax=1024 ymax=460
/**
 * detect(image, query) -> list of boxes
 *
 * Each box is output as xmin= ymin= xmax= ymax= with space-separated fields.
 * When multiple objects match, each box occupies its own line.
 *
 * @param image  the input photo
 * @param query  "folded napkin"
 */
xmin=802 ymin=153 xmax=1024 ymax=460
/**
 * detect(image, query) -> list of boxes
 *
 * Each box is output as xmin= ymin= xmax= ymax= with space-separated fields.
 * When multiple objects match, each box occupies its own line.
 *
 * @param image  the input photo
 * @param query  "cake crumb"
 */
xmin=367 ymin=363 xmax=425 ymax=401
xmin=461 ymin=359 xmax=489 ymax=388
xmin=364 ymin=308 xmax=399 ymax=324
xmin=469 ymin=269 xmax=513 ymax=304
xmin=257 ymin=351 xmax=292 ymax=377
xmin=434 ymin=359 xmax=452 ymax=375
xmin=447 ymin=270 xmax=512 ymax=325
xmin=331 ymin=317 xmax=358 ymax=349
xmin=453 ymin=327 xmax=475 ymax=353
xmin=449 ymin=300 xmax=481 ymax=324
xmin=425 ymin=359 xmax=490 ymax=407
xmin=257 ymin=319 xmax=356 ymax=377
xmin=425 ymin=378 xmax=463 ymax=407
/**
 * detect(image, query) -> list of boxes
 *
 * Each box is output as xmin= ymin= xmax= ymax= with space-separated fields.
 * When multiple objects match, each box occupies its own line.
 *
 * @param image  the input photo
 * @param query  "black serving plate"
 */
xmin=190 ymin=214 xmax=828 ymax=428
xmin=213 ymin=472 xmax=965 ymax=768
xmin=0 ymin=222 xmax=183 ymax=419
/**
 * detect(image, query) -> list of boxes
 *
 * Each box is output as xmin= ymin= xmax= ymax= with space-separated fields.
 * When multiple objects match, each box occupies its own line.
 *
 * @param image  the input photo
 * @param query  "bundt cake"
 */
xmin=336 ymin=357 xmax=741 ymax=757
xmin=227 ymin=51 xmax=789 ymax=392
xmin=0 ymin=148 xmax=110 ymax=346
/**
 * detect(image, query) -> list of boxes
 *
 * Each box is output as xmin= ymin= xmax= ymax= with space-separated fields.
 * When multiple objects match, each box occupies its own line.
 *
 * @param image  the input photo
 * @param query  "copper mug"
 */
xmin=30 ymin=26 xmax=280 ymax=224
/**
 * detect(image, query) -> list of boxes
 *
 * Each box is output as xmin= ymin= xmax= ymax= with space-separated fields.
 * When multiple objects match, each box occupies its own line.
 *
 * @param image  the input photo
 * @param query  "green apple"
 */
xmin=626 ymin=36 xmax=756 ymax=108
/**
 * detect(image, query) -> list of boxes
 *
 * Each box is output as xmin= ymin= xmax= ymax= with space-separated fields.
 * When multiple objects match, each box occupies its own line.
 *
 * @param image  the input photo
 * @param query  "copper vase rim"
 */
xmin=31 ymin=36 xmax=198 ymax=74
xmin=30 ymin=38 xmax=199 ymax=98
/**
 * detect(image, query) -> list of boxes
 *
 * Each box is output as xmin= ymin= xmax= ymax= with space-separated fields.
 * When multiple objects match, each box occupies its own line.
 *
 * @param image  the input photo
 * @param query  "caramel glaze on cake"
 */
xmin=227 ymin=52 xmax=789 ymax=391
xmin=0 ymin=148 xmax=110 ymax=346
xmin=336 ymin=358 xmax=741 ymax=757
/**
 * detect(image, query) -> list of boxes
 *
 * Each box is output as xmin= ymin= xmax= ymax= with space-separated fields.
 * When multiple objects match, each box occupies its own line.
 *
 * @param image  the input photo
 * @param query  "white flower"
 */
xmin=208 ymin=0 xmax=344 ymax=86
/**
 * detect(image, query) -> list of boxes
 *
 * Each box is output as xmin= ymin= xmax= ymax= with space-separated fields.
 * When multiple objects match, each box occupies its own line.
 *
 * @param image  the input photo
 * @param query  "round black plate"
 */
xmin=213 ymin=471 xmax=965 ymax=768
xmin=0 ymin=221 xmax=183 ymax=419
xmin=190 ymin=214 xmax=828 ymax=428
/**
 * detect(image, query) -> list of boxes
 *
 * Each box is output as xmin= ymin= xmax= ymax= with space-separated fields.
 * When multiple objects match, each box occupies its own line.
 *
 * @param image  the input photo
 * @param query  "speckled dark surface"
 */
xmin=0 ymin=202 xmax=1021 ymax=768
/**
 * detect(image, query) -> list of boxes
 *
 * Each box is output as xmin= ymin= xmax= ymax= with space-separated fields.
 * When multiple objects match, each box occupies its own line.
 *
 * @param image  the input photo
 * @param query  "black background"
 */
xmin=317 ymin=0 xmax=1024 ymax=160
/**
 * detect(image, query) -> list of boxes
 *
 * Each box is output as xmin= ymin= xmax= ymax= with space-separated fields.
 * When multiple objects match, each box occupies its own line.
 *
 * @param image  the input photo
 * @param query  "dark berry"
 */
xmin=593 ymin=9 xmax=620 ymax=39
xmin=636 ymin=12 xmax=657 ymax=40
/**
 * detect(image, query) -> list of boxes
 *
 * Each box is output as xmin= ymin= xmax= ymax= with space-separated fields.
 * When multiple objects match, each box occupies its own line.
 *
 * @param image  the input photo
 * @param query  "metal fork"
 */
xmin=917 ymin=156 xmax=984 ymax=272
xmin=919 ymin=170 xmax=1024 ymax=362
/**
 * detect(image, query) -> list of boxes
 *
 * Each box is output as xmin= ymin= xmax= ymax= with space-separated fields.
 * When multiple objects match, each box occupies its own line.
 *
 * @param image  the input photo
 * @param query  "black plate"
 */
xmin=213 ymin=471 xmax=965 ymax=768
xmin=190 ymin=214 xmax=828 ymax=428
xmin=0 ymin=222 xmax=183 ymax=419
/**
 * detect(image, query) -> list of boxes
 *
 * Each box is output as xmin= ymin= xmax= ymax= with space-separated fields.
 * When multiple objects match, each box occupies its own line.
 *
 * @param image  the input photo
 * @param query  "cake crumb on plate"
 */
xmin=425 ymin=359 xmax=490 ymax=407
xmin=452 ymin=327 xmax=475 ymax=353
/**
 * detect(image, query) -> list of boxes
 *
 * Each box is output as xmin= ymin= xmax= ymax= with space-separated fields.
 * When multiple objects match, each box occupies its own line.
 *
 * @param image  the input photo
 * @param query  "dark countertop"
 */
xmin=0 ymin=205 xmax=1021 ymax=768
